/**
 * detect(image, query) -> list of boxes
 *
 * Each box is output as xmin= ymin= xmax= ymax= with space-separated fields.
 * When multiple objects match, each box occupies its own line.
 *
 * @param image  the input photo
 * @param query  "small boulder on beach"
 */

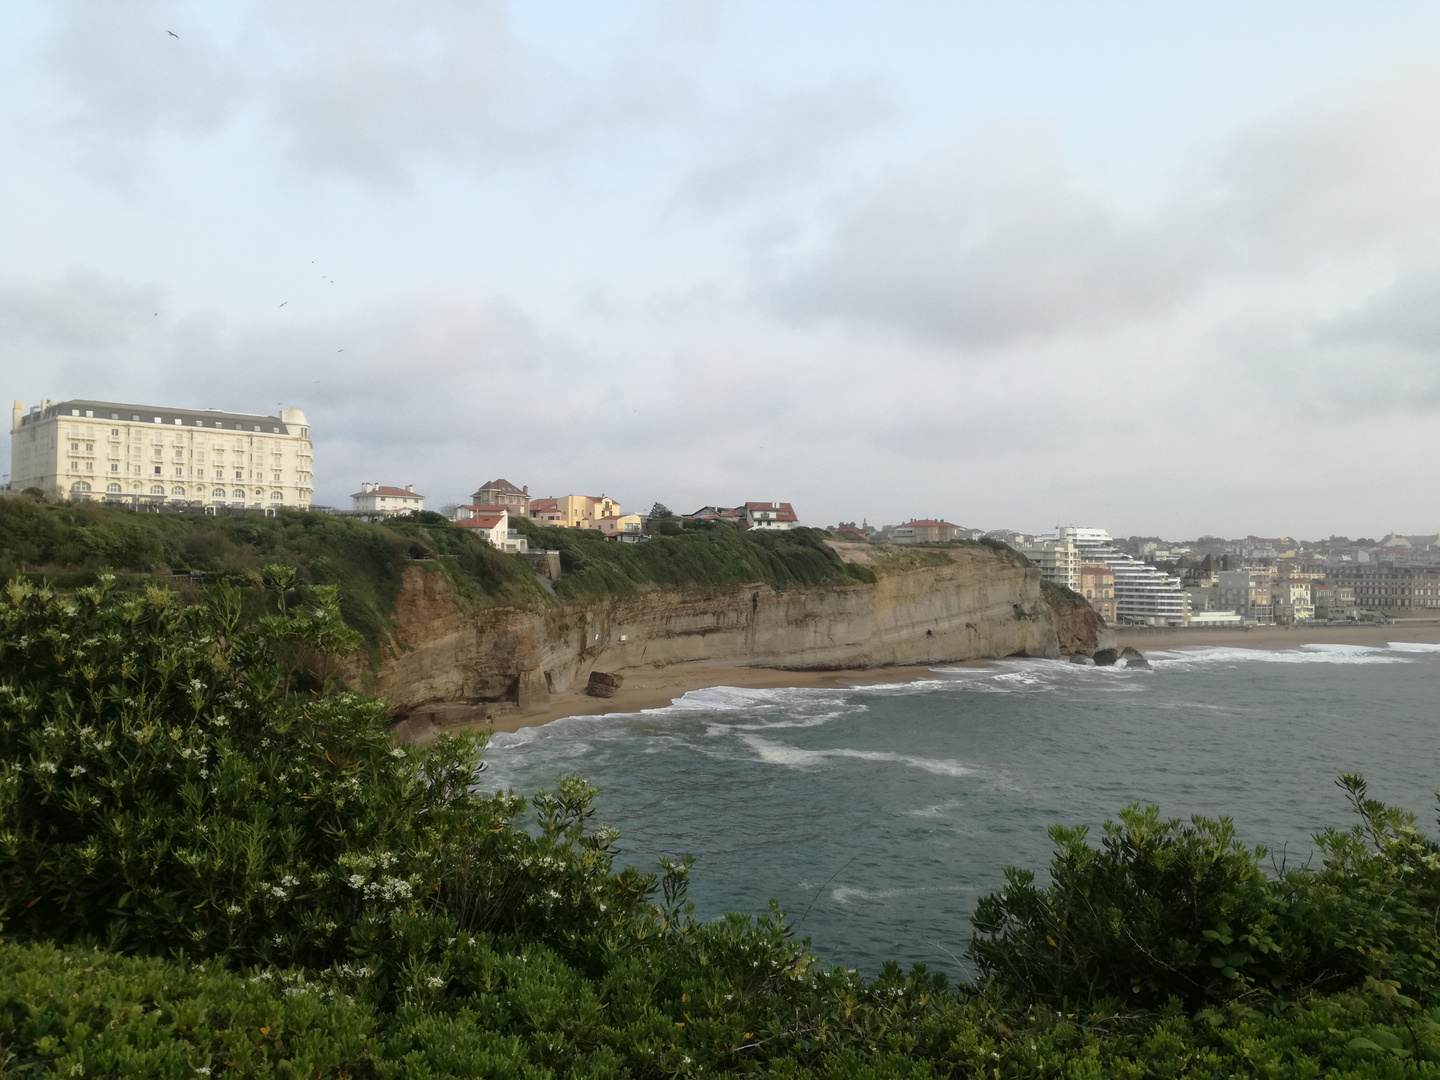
xmin=1092 ymin=648 xmax=1120 ymax=666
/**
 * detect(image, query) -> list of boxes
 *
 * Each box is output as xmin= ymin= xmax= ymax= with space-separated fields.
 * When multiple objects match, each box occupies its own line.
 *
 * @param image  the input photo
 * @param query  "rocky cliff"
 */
xmin=350 ymin=541 xmax=1104 ymax=723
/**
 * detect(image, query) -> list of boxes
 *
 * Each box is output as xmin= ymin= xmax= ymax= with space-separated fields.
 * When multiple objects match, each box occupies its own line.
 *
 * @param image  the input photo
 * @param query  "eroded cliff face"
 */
xmin=349 ymin=543 xmax=1102 ymax=717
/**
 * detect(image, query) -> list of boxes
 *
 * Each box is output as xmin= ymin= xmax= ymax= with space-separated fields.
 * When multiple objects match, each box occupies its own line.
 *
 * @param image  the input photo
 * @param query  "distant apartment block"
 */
xmin=1052 ymin=527 xmax=1188 ymax=626
xmin=471 ymin=479 xmax=529 ymax=518
xmin=1311 ymin=583 xmax=1357 ymax=620
xmin=1018 ymin=535 xmax=1082 ymax=591
xmin=1337 ymin=566 xmax=1440 ymax=612
xmin=351 ymin=483 xmax=423 ymax=516
xmin=11 ymin=398 xmax=313 ymax=509
xmin=1272 ymin=580 xmax=1314 ymax=624
xmin=893 ymin=519 xmax=959 ymax=544
xmin=1216 ymin=570 xmax=1274 ymax=624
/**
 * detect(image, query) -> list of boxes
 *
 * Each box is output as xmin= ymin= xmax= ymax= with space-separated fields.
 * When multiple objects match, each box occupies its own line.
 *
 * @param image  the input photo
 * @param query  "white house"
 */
xmin=455 ymin=507 xmax=529 ymax=554
xmin=351 ymin=483 xmax=424 ymax=516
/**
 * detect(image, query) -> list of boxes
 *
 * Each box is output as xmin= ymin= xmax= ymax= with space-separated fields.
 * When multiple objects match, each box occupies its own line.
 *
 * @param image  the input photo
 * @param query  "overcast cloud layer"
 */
xmin=4 ymin=1 xmax=1440 ymax=538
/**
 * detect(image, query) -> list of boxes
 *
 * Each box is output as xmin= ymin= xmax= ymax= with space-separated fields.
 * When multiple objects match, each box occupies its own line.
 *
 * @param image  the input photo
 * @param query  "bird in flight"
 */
xmin=166 ymin=30 xmax=178 ymax=38
xmin=279 ymin=301 xmax=288 ymax=308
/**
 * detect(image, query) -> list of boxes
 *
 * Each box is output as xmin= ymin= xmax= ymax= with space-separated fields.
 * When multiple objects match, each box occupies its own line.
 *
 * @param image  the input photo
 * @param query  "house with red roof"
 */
xmin=351 ymin=482 xmax=424 ymax=517
xmin=690 ymin=502 xmax=800 ymax=530
xmin=454 ymin=506 xmax=528 ymax=554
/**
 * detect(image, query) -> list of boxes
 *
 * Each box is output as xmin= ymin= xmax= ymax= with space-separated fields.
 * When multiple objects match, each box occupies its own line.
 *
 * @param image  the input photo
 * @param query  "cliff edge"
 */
xmin=354 ymin=540 xmax=1104 ymax=731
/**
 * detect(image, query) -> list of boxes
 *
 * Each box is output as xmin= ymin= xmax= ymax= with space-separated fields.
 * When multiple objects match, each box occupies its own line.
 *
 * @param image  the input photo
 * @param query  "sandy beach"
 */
xmin=481 ymin=662 xmax=946 ymax=735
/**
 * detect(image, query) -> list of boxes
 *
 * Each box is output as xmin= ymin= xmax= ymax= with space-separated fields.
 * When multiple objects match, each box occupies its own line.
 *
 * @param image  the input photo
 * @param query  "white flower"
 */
xmin=280 ymin=875 xmax=298 ymax=887
xmin=389 ymin=747 xmax=405 ymax=758
xmin=425 ymin=976 xmax=445 ymax=989
xmin=68 ymin=765 xmax=87 ymax=777
xmin=37 ymin=761 xmax=58 ymax=774
xmin=194 ymin=1068 xmax=211 ymax=1076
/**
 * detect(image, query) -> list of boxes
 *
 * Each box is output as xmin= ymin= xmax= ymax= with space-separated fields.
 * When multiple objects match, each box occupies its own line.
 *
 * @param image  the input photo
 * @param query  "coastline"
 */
xmin=480 ymin=662 xmax=947 ymax=735
xmin=408 ymin=623 xmax=1440 ymax=743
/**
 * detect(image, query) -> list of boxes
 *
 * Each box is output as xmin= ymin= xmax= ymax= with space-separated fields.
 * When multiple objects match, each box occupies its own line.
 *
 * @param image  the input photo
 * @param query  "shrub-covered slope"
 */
xmin=510 ymin=516 xmax=876 ymax=599
xmin=1 ymin=572 xmax=1438 ymax=1075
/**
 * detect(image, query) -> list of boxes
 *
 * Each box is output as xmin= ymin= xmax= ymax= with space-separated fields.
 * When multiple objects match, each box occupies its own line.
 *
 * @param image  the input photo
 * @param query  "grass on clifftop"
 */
xmin=511 ymin=517 xmax=877 ymax=600
xmin=0 ymin=497 xmax=548 ymax=646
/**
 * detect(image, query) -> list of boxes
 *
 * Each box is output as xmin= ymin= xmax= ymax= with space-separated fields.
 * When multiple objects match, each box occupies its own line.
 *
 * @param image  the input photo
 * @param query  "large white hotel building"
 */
xmin=10 ymin=399 xmax=313 ymax=509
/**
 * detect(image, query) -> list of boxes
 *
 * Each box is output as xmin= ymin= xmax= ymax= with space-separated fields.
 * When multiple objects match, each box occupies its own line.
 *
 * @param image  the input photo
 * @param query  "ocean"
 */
xmin=477 ymin=643 xmax=1440 ymax=977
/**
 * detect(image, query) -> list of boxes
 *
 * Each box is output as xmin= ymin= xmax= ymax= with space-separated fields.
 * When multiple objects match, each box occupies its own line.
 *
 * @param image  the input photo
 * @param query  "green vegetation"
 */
xmin=0 ymin=498 xmax=547 ymax=646
xmin=0 ymin=502 xmax=888 ymax=648
xmin=1039 ymin=577 xmax=1092 ymax=610
xmin=512 ymin=517 xmax=878 ymax=598
xmin=1 ymin=571 xmax=1438 ymax=1075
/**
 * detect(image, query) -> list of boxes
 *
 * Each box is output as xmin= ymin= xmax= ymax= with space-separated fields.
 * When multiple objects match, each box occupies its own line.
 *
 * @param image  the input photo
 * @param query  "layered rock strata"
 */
xmin=350 ymin=543 xmax=1104 ymax=725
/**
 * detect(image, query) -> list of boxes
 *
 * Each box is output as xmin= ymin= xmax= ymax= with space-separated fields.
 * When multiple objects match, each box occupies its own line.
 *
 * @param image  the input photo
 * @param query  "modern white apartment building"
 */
xmin=1017 ymin=535 xmax=1082 ymax=591
xmin=11 ymin=399 xmax=313 ymax=509
xmin=1051 ymin=526 xmax=1189 ymax=626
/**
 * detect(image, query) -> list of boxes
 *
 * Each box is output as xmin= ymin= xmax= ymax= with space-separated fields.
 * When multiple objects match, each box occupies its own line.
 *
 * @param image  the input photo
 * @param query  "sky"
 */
xmin=3 ymin=2 xmax=1440 ymax=539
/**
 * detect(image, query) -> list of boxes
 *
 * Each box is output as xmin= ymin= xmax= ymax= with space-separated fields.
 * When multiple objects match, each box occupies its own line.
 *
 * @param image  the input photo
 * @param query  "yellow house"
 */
xmin=528 ymin=494 xmax=622 ymax=529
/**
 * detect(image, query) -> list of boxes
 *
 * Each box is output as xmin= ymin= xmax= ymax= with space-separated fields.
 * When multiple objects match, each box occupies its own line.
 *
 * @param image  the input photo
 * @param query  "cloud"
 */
xmin=0 ymin=267 xmax=165 ymax=350
xmin=38 ymin=0 xmax=708 ymax=186
xmin=764 ymin=63 xmax=1440 ymax=350
xmin=677 ymin=79 xmax=895 ymax=212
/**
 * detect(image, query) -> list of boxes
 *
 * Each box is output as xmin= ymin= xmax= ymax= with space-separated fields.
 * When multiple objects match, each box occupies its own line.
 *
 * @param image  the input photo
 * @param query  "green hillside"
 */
xmin=0 ymin=499 xmax=876 ymax=644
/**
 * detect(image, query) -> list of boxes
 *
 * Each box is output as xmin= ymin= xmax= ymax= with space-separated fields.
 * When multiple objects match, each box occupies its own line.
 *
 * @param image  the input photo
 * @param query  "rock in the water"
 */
xmin=1092 ymin=648 xmax=1120 ymax=666
xmin=1069 ymin=653 xmax=1095 ymax=665
xmin=586 ymin=670 xmax=624 ymax=698
xmin=1119 ymin=647 xmax=1151 ymax=670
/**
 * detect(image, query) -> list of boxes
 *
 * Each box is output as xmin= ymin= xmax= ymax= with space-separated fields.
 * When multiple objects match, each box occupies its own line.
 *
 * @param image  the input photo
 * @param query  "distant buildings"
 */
xmin=691 ymin=502 xmax=799 ymax=530
xmin=351 ymin=482 xmax=424 ymax=516
xmin=894 ymin=520 xmax=959 ymax=544
xmin=1078 ymin=563 xmax=1117 ymax=623
xmin=1031 ymin=527 xmax=1188 ymax=626
xmin=11 ymin=398 xmax=314 ymax=509
xmin=1017 ymin=535 xmax=1082 ymax=590
xmin=471 ymin=479 xmax=529 ymax=518
xmin=528 ymin=494 xmax=638 ymax=533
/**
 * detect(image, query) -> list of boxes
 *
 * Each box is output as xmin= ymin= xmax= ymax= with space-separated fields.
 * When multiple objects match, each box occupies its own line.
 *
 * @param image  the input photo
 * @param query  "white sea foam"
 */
xmin=1386 ymin=641 xmax=1440 ymax=653
xmin=740 ymin=734 xmax=974 ymax=777
xmin=831 ymin=883 xmax=971 ymax=905
xmin=1148 ymin=645 xmax=1410 ymax=667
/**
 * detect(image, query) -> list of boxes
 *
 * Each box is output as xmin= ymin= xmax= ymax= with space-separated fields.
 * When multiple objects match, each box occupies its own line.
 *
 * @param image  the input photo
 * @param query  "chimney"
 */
xmin=405 ymin=484 xmax=413 ymax=493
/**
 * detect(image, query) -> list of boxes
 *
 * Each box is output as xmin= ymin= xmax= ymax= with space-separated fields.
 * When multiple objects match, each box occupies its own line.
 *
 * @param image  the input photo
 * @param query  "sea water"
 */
xmin=477 ymin=643 xmax=1440 ymax=976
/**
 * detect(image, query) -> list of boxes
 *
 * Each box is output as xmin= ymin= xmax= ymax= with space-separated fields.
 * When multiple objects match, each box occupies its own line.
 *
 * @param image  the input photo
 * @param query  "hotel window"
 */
xmin=154 ymin=466 xmax=161 ymax=475
xmin=213 ymin=488 xmax=226 ymax=499
xmin=172 ymin=486 xmax=186 ymax=496
xmin=106 ymin=483 xmax=121 ymax=494
xmin=234 ymin=470 xmax=243 ymax=480
xmin=110 ymin=464 xmax=118 ymax=472
xmin=232 ymin=489 xmax=244 ymax=499
xmin=150 ymin=485 xmax=164 ymax=495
